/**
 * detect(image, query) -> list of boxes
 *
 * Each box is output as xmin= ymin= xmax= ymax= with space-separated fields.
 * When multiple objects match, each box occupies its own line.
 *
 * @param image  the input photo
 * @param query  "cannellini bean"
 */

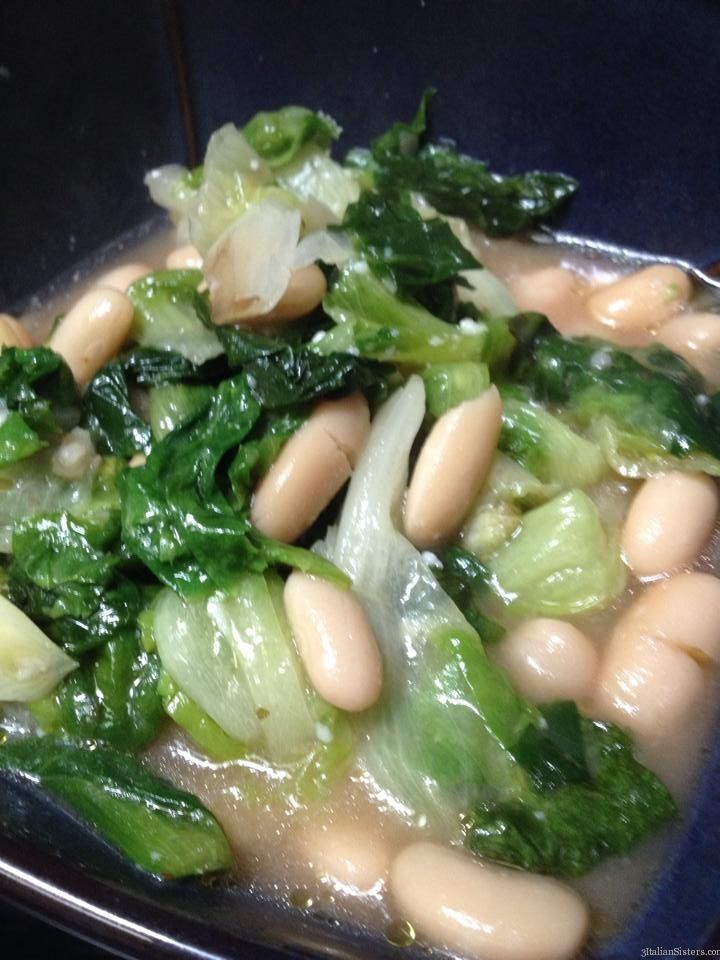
xmin=48 ymin=287 xmax=134 ymax=383
xmin=621 ymin=471 xmax=718 ymax=577
xmin=165 ymin=245 xmax=203 ymax=271
xmin=490 ymin=618 xmax=598 ymax=704
xmin=300 ymin=818 xmax=390 ymax=893
xmin=390 ymin=842 xmax=588 ymax=960
xmin=251 ymin=393 xmax=370 ymax=543
xmin=404 ymin=386 xmax=502 ymax=549
xmin=586 ymin=264 xmax=692 ymax=332
xmin=94 ymin=261 xmax=151 ymax=292
xmin=657 ymin=311 xmax=720 ymax=387
xmin=595 ymin=629 xmax=704 ymax=742
xmin=284 ymin=572 xmax=382 ymax=712
xmin=215 ymin=264 xmax=327 ymax=327
xmin=509 ymin=266 xmax=589 ymax=334
xmin=0 ymin=313 xmax=33 ymax=348
xmin=615 ymin=572 xmax=720 ymax=664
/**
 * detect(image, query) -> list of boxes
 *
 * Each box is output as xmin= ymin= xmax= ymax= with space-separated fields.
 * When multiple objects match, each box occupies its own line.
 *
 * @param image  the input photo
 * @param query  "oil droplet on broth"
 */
xmin=289 ymin=888 xmax=315 ymax=910
xmin=385 ymin=919 xmax=416 ymax=947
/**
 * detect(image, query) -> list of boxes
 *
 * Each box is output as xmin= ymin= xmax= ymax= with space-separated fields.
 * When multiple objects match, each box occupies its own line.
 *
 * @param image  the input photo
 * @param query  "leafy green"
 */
xmin=83 ymin=362 xmax=152 ymax=457
xmin=0 ymin=348 xmax=80 ymax=466
xmin=434 ymin=546 xmax=505 ymax=642
xmin=118 ymin=373 xmax=344 ymax=596
xmin=375 ymin=144 xmax=577 ymax=236
xmin=467 ymin=716 xmax=676 ymax=876
xmin=487 ymin=489 xmax=625 ymax=616
xmin=153 ymin=573 xmax=351 ymax=790
xmin=499 ymin=392 xmax=606 ymax=487
xmin=243 ymin=105 xmax=340 ymax=168
xmin=0 ymin=412 xmax=45 ymax=466
xmin=0 ymin=737 xmax=231 ymax=877
xmin=148 ymin=383 xmax=214 ymax=440
xmin=340 ymin=193 xmax=478 ymax=289
xmin=462 ymin=452 xmax=558 ymax=557
xmin=158 ymin=671 xmax=246 ymax=762
xmin=520 ymin=331 xmax=720 ymax=476
xmin=32 ymin=633 xmax=162 ymax=751
xmin=128 ymin=270 xmax=223 ymax=366
xmin=228 ymin=410 xmax=304 ymax=505
xmin=370 ymin=88 xmax=434 ymax=163
xmin=422 ymin=362 xmax=489 ymax=417
xmin=320 ymin=263 xmax=514 ymax=366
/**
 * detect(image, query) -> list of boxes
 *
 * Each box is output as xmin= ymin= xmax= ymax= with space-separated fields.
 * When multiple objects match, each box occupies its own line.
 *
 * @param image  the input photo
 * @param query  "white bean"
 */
xmin=621 ymin=471 xmax=718 ymax=576
xmin=94 ymin=261 xmax=151 ymax=292
xmin=614 ymin=572 xmax=720 ymax=665
xmin=594 ymin=629 xmax=704 ymax=742
xmin=48 ymin=287 xmax=134 ymax=383
xmin=509 ymin=266 xmax=589 ymax=333
xmin=390 ymin=842 xmax=589 ymax=960
xmin=587 ymin=264 xmax=691 ymax=332
xmin=0 ymin=313 xmax=33 ymax=349
xmin=657 ymin=312 xmax=720 ymax=387
xmin=165 ymin=244 xmax=203 ymax=271
xmin=490 ymin=618 xmax=598 ymax=704
xmin=404 ymin=386 xmax=502 ymax=549
xmin=284 ymin=572 xmax=382 ymax=712
xmin=251 ymin=393 xmax=370 ymax=543
xmin=300 ymin=818 xmax=390 ymax=894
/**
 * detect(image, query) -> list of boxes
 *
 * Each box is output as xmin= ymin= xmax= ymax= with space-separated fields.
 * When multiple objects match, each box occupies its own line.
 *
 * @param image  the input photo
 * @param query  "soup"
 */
xmin=2 ymin=100 xmax=720 ymax=960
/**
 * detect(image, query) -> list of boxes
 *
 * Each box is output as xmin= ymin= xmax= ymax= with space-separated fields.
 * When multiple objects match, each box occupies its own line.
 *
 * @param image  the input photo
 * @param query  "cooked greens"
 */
xmin=0 ymin=96 xmax=698 ymax=897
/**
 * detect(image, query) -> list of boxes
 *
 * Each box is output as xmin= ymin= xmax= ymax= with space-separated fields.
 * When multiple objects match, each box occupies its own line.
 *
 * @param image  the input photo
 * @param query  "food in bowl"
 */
xmin=2 ymin=93 xmax=720 ymax=960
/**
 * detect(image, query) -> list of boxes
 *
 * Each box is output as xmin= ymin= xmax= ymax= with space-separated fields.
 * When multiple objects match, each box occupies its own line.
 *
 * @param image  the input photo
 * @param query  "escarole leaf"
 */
xmin=128 ymin=270 xmax=222 ymax=366
xmin=146 ymin=123 xmax=273 ymax=254
xmin=487 ymin=489 xmax=625 ymax=616
xmin=0 ymin=348 xmax=81 ymax=466
xmin=0 ymin=737 xmax=231 ymax=877
xmin=462 ymin=451 xmax=558 ymax=558
xmin=499 ymin=392 xmax=606 ymax=488
xmin=370 ymin=88 xmax=434 ymax=162
xmin=521 ymin=331 xmax=720 ymax=477
xmin=467 ymin=713 xmax=676 ymax=876
xmin=340 ymin=193 xmax=479 ymax=289
xmin=0 ymin=594 xmax=76 ymax=701
xmin=320 ymin=262 xmax=514 ymax=366
xmin=152 ymin=572 xmax=351 ymax=792
xmin=243 ymin=105 xmax=340 ymax=167
xmin=375 ymin=144 xmax=577 ymax=236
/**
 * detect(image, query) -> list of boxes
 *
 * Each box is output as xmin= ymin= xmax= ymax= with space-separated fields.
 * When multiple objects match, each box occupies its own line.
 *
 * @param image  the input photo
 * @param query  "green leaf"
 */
xmin=128 ymin=270 xmax=223 ymax=366
xmin=243 ymin=106 xmax=340 ymax=168
xmin=375 ymin=144 xmax=577 ymax=236
xmin=0 ymin=412 xmax=44 ymax=466
xmin=149 ymin=383 xmax=214 ymax=441
xmin=487 ymin=489 xmax=625 ymax=616
xmin=321 ymin=263 xmax=514 ymax=366
xmin=434 ymin=546 xmax=505 ymax=643
xmin=499 ymin=392 xmax=606 ymax=487
xmin=422 ymin=362 xmax=490 ymax=418
xmin=467 ymin=718 xmax=676 ymax=876
xmin=340 ymin=192 xmax=478 ymax=289
xmin=520 ymin=330 xmax=720 ymax=474
xmin=159 ymin=671 xmax=246 ymax=762
xmin=83 ymin=362 xmax=152 ymax=457
xmin=32 ymin=634 xmax=163 ymax=751
xmin=0 ymin=348 xmax=81 ymax=464
xmin=370 ymin=88 xmax=434 ymax=162
xmin=0 ymin=737 xmax=231 ymax=877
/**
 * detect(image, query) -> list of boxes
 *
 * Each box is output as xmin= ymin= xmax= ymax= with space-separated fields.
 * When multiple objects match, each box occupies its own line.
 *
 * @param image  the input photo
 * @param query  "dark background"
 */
xmin=1 ymin=1 xmax=720 ymax=958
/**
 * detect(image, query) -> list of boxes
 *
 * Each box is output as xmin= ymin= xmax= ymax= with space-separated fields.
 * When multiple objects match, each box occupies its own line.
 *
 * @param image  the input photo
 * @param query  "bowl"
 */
xmin=2 ymin=2 xmax=720 ymax=957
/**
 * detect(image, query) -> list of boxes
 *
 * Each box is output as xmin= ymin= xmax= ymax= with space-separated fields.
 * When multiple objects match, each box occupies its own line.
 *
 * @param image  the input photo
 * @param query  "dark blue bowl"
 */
xmin=1 ymin=2 xmax=720 ymax=958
